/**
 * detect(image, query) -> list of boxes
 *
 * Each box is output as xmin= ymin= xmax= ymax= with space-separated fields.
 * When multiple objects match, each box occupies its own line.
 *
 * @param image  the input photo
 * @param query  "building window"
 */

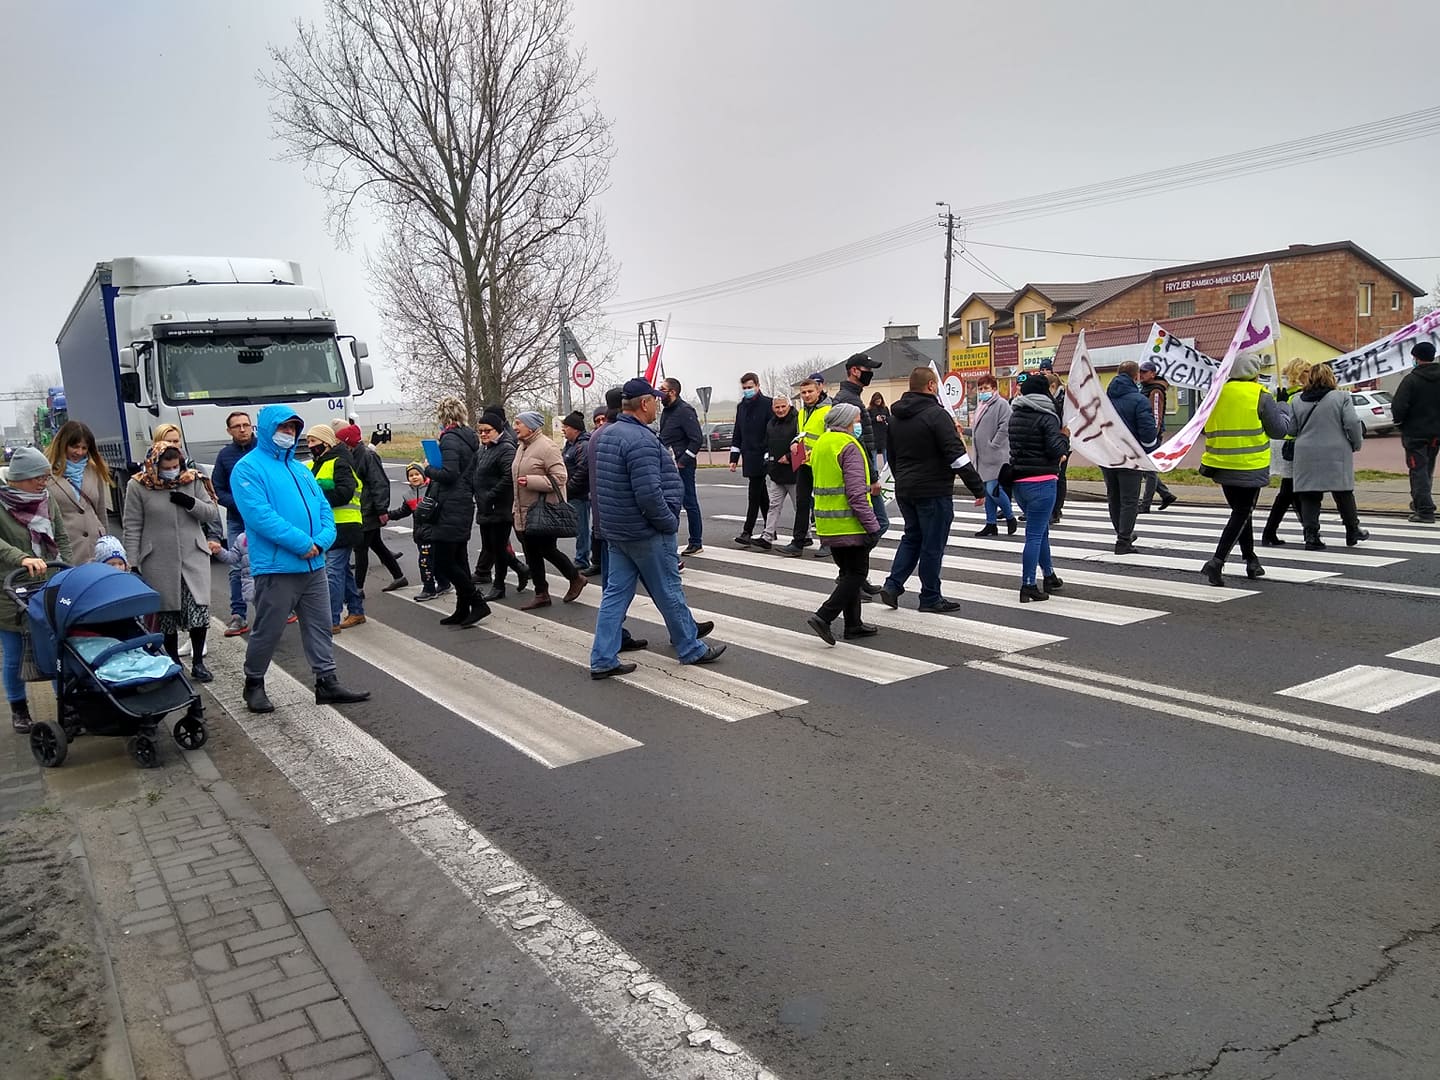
xmin=1021 ymin=311 xmax=1046 ymax=341
xmin=967 ymin=318 xmax=990 ymax=346
xmin=1392 ymin=291 xmax=1403 ymax=311
xmin=1168 ymin=300 xmax=1196 ymax=318
xmin=1358 ymin=283 xmax=1373 ymax=317
xmin=1228 ymin=293 xmax=1248 ymax=311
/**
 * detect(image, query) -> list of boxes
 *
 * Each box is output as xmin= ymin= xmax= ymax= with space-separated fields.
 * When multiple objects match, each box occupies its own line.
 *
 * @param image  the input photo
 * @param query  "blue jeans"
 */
xmin=1013 ymin=480 xmax=1057 ymax=586
xmin=883 ymin=495 xmax=954 ymax=606
xmin=324 ymin=546 xmax=363 ymax=624
xmin=573 ymin=498 xmax=592 ymax=570
xmin=1 ymin=628 xmax=25 ymax=703
xmin=677 ymin=462 xmax=703 ymax=546
xmin=871 ymin=491 xmax=890 ymax=536
xmin=984 ymin=479 xmax=1013 ymax=524
xmin=226 ymin=516 xmax=247 ymax=618
xmin=591 ymin=533 xmax=705 ymax=670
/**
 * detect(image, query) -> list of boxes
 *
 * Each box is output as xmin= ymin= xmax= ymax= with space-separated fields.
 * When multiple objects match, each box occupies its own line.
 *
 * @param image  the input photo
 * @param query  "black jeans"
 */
xmin=415 ymin=542 xmax=448 ymax=593
xmin=520 ymin=533 xmax=578 ymax=597
xmin=1101 ymin=467 xmax=1141 ymax=542
xmin=430 ymin=539 xmax=485 ymax=615
xmin=817 ymin=545 xmax=868 ymax=629
xmin=478 ymin=520 xmax=526 ymax=586
xmin=1141 ymin=470 xmax=1173 ymax=510
xmin=1214 ymin=486 xmax=1260 ymax=563
xmin=1405 ymin=437 xmax=1439 ymax=517
xmin=1297 ymin=490 xmax=1363 ymax=543
xmin=741 ymin=473 xmax=770 ymax=535
xmin=353 ymin=528 xmax=403 ymax=590
xmin=792 ymin=466 xmax=815 ymax=545
xmin=1052 ymin=457 xmax=1068 ymax=520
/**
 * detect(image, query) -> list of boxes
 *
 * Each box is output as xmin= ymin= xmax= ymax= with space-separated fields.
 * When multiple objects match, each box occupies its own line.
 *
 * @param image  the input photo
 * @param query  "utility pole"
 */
xmin=937 ymin=202 xmax=955 ymax=375
xmin=558 ymin=313 xmax=572 ymax=419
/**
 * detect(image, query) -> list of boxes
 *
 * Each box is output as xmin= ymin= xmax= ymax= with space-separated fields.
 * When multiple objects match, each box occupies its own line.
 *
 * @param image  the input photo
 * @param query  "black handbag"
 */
xmin=523 ymin=466 xmax=578 ymax=539
xmin=1281 ymin=399 xmax=1316 ymax=462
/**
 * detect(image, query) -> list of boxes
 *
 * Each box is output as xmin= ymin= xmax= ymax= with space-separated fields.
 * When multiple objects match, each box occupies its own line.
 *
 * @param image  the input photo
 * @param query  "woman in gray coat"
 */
xmin=969 ymin=374 xmax=1017 ymax=537
xmin=123 ymin=444 xmax=220 ymax=681
xmin=1290 ymin=363 xmax=1367 ymax=550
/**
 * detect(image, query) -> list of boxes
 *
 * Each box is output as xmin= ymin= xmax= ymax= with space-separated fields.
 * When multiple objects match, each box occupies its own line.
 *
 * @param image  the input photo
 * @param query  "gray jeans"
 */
xmin=244 ymin=569 xmax=337 ymax=682
xmin=762 ymin=478 xmax=796 ymax=541
xmin=1101 ymin=467 xmax=1142 ymax=543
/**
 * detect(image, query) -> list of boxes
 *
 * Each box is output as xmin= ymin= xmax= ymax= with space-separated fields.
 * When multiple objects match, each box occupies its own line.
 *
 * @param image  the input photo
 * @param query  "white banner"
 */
xmin=1328 ymin=308 xmax=1440 ymax=387
xmin=1066 ymin=266 xmax=1279 ymax=472
xmin=1140 ymin=324 xmax=1222 ymax=393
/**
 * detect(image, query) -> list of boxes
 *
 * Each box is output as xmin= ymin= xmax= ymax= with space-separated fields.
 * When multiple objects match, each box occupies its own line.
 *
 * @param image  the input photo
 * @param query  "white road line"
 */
xmin=1277 ymin=665 xmax=1440 ymax=715
xmin=1324 ymin=579 xmax=1440 ymax=598
xmin=1043 ymin=505 xmax=1440 ymax=540
xmin=696 ymin=482 xmax=749 ymax=489
xmin=335 ymin=618 xmax=641 ymax=767
xmin=677 ymin=568 xmax=1063 ymax=652
xmin=391 ymin=801 xmax=782 ymax=1079
xmin=1035 ymin=658 xmax=1440 ymax=759
xmin=1035 ymin=515 xmax=1438 ymax=555
xmin=569 ymin=590 xmax=945 ymax=685
xmin=1389 ymin=637 xmax=1440 ymax=666
xmin=693 ymin=544 xmax=1164 ymax=626
xmin=398 ymin=591 xmax=805 ymax=722
xmin=968 ymin=660 xmax=1440 ymax=780
xmin=206 ymin=629 xmax=444 ymax=824
xmin=1041 ymin=527 xmax=1400 ymax=567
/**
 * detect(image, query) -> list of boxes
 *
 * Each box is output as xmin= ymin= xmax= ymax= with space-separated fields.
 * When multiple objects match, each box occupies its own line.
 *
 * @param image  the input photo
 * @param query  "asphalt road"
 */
xmin=204 ymin=466 xmax=1440 ymax=1080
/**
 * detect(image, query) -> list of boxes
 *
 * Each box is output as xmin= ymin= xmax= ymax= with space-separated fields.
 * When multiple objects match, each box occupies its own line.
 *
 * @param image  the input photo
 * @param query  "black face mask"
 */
xmin=858 ymin=370 xmax=874 ymax=387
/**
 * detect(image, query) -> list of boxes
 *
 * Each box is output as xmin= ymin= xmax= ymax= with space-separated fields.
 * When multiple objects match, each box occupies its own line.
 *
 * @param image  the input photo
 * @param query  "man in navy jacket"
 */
xmin=1103 ymin=361 xmax=1159 ymax=555
xmin=659 ymin=377 xmax=705 ymax=554
xmin=728 ymin=371 xmax=771 ymax=544
xmin=212 ymin=411 xmax=256 ymax=636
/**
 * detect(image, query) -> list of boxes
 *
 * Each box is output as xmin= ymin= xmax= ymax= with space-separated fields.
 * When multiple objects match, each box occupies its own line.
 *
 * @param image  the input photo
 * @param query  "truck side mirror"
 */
xmin=349 ymin=339 xmax=370 ymax=361
xmin=119 ymin=372 xmax=142 ymax=404
xmin=119 ymin=346 xmax=138 ymax=371
xmin=355 ymin=360 xmax=374 ymax=393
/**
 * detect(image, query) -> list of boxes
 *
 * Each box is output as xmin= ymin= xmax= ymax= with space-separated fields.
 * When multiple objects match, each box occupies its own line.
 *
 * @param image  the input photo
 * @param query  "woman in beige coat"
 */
xmin=512 ymin=412 xmax=587 ymax=610
xmin=122 ymin=443 xmax=220 ymax=682
xmin=45 ymin=420 xmax=111 ymax=564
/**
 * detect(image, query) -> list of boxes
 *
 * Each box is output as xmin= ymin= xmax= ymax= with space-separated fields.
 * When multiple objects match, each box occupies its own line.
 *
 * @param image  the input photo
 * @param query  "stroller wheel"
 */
xmin=173 ymin=715 xmax=208 ymax=751
xmin=30 ymin=720 xmax=68 ymax=768
xmin=127 ymin=734 xmax=162 ymax=769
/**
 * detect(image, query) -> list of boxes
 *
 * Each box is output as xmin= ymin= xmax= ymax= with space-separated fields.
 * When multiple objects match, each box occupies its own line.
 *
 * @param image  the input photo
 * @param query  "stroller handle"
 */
xmin=3 ymin=560 xmax=73 ymax=604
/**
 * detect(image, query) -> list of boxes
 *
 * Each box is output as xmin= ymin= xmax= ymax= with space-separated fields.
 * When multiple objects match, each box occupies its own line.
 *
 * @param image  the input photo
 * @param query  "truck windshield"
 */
xmin=159 ymin=334 xmax=348 ymax=404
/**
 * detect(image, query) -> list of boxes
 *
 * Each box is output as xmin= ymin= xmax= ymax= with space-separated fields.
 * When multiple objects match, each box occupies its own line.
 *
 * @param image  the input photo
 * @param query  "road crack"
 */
xmin=774 ymin=710 xmax=842 ymax=738
xmin=1142 ymin=919 xmax=1440 ymax=1079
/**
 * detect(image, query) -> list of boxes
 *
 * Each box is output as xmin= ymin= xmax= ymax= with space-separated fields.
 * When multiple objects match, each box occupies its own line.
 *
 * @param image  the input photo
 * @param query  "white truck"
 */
xmin=56 ymin=255 xmax=374 ymax=512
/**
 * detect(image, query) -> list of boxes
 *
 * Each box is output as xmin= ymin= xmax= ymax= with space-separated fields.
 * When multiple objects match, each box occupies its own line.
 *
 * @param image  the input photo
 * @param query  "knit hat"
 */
xmin=516 ymin=410 xmax=545 ymax=432
xmin=1020 ymin=372 xmax=1053 ymax=395
xmin=1229 ymin=353 xmax=1262 ymax=381
xmin=825 ymin=402 xmax=861 ymax=430
xmin=335 ymin=424 xmax=363 ymax=447
xmin=561 ymin=411 xmax=586 ymax=434
xmin=593 ymin=405 xmax=609 ymax=422
xmin=93 ymin=535 xmax=128 ymax=566
xmin=405 ymin=460 xmax=427 ymax=477
xmin=478 ymin=407 xmax=506 ymax=432
xmin=605 ymin=386 xmax=625 ymax=409
xmin=6 ymin=446 xmax=50 ymax=481
xmin=305 ymin=423 xmax=339 ymax=447
xmin=1414 ymin=342 xmax=1437 ymax=363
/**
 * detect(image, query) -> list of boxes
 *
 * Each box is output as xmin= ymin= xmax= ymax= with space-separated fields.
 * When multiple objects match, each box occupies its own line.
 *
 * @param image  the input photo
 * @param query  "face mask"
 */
xmin=858 ymin=370 xmax=874 ymax=387
xmin=273 ymin=432 xmax=297 ymax=450
xmin=852 ymin=423 xmax=864 ymax=437
xmin=742 ymin=388 xmax=757 ymax=399
xmin=159 ymin=468 xmax=181 ymax=481
xmin=978 ymin=391 xmax=994 ymax=402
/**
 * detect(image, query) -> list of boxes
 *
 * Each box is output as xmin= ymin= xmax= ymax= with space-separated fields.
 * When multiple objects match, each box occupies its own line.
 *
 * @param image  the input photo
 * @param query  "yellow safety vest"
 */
xmin=1201 ymin=381 xmax=1271 ymax=471
xmin=796 ymin=400 xmax=831 ymax=448
xmin=313 ymin=456 xmax=364 ymax=526
xmin=811 ymin=430 xmax=871 ymax=538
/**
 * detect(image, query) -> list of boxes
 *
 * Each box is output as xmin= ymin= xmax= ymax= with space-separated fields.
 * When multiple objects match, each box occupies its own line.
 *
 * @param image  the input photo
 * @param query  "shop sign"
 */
xmin=1021 ymin=346 xmax=1057 ymax=371
xmin=991 ymin=335 xmax=1019 ymax=369
xmin=949 ymin=345 xmax=990 ymax=372
xmin=1162 ymin=267 xmax=1262 ymax=294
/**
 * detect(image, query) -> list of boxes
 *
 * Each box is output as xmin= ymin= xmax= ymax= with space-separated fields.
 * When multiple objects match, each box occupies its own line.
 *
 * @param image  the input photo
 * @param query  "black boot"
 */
xmin=1346 ymin=528 xmax=1369 ymax=547
xmin=11 ymin=700 xmax=32 ymax=734
xmin=1303 ymin=535 xmax=1326 ymax=551
xmin=458 ymin=601 xmax=490 ymax=628
xmin=516 ymin=565 xmax=531 ymax=592
xmin=1245 ymin=557 xmax=1265 ymax=579
xmin=439 ymin=603 xmax=470 ymax=626
xmin=315 ymin=676 xmax=371 ymax=705
xmin=191 ymin=660 xmax=213 ymax=683
xmin=1006 ymin=516 xmax=1018 ymax=535
xmin=973 ymin=522 xmax=999 ymax=537
xmin=1019 ymin=584 xmax=1049 ymax=603
xmin=1201 ymin=559 xmax=1225 ymax=587
xmin=1043 ymin=573 xmax=1064 ymax=593
xmin=482 ymin=584 xmax=507 ymax=602
xmin=243 ymin=678 xmax=274 ymax=714
xmin=1260 ymin=532 xmax=1285 ymax=546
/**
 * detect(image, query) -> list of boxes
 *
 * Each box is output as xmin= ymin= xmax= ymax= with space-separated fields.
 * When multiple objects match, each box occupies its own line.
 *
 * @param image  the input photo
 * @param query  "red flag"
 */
xmin=644 ymin=342 xmax=663 ymax=385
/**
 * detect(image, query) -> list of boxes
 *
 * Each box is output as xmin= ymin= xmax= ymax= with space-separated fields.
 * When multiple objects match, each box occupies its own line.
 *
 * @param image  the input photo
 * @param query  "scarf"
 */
xmin=64 ymin=459 xmax=88 ymax=497
xmin=0 ymin=486 xmax=60 ymax=559
xmin=137 ymin=448 xmax=219 ymax=504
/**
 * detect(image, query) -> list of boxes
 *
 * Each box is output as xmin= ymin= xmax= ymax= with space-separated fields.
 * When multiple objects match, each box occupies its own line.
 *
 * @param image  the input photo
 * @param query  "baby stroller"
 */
xmin=5 ymin=562 xmax=207 ymax=769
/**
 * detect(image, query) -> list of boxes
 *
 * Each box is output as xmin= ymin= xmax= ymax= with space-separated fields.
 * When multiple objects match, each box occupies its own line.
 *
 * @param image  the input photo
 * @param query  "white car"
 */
xmin=1350 ymin=390 xmax=1395 ymax=435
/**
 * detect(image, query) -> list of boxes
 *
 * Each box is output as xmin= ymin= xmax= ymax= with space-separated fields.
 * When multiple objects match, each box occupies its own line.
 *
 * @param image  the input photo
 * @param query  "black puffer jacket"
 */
xmin=886 ymin=391 xmax=985 ymax=499
xmin=310 ymin=443 xmax=363 ymax=550
xmin=352 ymin=444 xmax=392 ymax=529
xmin=1393 ymin=362 xmax=1440 ymax=440
xmin=563 ymin=432 xmax=590 ymax=500
xmin=424 ymin=425 xmax=478 ymax=542
xmin=1008 ymin=392 xmax=1070 ymax=479
xmin=832 ymin=379 xmax=876 ymax=461
xmin=470 ymin=432 xmax=516 ymax=526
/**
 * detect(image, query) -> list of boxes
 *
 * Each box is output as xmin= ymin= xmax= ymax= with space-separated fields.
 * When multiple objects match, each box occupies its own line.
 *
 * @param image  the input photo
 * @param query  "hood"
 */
xmin=891 ymin=391 xmax=943 ymax=420
xmin=1107 ymin=373 xmax=1140 ymax=399
xmin=449 ymin=424 xmax=481 ymax=454
xmin=1411 ymin=362 xmax=1440 ymax=382
xmin=256 ymin=404 xmax=305 ymax=461
xmin=1013 ymin=393 xmax=1058 ymax=417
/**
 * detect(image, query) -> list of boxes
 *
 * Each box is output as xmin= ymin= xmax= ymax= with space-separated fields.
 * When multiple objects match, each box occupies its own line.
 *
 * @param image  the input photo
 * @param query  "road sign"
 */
xmin=571 ymin=360 xmax=595 ymax=389
xmin=940 ymin=373 xmax=966 ymax=412
xmin=697 ymin=385 xmax=713 ymax=413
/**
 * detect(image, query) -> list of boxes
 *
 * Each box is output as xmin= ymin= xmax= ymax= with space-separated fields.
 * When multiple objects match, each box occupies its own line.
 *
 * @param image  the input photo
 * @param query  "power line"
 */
xmin=666 ymin=335 xmax=874 ymax=347
xmin=964 ymin=239 xmax=1198 ymax=262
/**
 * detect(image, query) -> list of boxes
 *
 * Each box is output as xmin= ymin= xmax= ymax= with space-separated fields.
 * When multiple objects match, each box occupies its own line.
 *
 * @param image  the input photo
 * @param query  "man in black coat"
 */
xmin=1394 ymin=341 xmax=1440 ymax=523
xmin=659 ymin=377 xmax=705 ymax=554
xmin=878 ymin=366 xmax=985 ymax=613
xmin=728 ymin=371 xmax=771 ymax=545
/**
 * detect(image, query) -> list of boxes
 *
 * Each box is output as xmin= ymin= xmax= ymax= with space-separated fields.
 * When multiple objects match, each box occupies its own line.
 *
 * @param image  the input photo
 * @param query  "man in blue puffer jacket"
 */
xmin=231 ymin=405 xmax=371 ymax=713
xmin=589 ymin=379 xmax=725 ymax=679
xmin=1103 ymin=360 xmax=1159 ymax=555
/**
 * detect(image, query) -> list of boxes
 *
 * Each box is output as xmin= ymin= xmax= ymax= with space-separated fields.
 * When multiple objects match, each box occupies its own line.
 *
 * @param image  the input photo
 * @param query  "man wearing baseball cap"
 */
xmin=1137 ymin=360 xmax=1177 ymax=513
xmin=1393 ymin=340 xmax=1440 ymax=523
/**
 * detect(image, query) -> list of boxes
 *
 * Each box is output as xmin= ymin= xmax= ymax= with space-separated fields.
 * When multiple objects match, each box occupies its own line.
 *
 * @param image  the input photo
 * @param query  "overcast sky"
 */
xmin=3 ymin=0 xmax=1438 ymax=429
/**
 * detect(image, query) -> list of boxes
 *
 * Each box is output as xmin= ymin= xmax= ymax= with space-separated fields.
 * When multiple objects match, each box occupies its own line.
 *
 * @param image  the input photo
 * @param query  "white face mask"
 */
xmin=159 ymin=468 xmax=181 ymax=481
xmin=273 ymin=432 xmax=297 ymax=450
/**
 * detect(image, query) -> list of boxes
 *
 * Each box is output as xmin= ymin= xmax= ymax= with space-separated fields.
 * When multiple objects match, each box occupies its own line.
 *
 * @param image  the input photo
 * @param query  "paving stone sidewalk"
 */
xmin=105 ymin=756 xmax=445 ymax=1080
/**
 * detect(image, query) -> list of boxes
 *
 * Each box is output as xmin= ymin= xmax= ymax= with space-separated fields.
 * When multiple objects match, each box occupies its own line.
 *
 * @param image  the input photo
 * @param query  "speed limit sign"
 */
xmin=571 ymin=360 xmax=595 ymax=389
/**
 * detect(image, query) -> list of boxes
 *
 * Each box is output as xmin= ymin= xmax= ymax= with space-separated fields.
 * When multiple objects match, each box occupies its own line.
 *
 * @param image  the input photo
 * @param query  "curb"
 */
xmin=69 ymin=832 xmax=140 ymax=1080
xmin=183 ymin=746 xmax=446 ymax=1080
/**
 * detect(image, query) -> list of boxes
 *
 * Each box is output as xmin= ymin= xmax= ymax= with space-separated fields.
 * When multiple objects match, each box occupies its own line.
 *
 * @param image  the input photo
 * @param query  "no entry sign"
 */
xmin=571 ymin=360 xmax=595 ymax=389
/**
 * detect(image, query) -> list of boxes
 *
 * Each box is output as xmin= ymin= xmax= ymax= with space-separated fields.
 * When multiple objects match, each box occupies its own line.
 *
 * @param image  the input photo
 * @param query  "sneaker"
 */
xmin=751 ymin=537 xmax=773 ymax=551
xmin=382 ymin=576 xmax=409 ymax=592
xmin=778 ymin=543 xmax=804 ymax=558
xmin=414 ymin=590 xmax=441 ymax=603
xmin=842 ymin=623 xmax=879 ymax=640
xmin=681 ymin=543 xmax=704 ymax=556
xmin=223 ymin=614 xmax=248 ymax=637
xmin=1410 ymin=513 xmax=1436 ymax=524
xmin=691 ymin=643 xmax=727 ymax=665
xmin=811 ymin=545 xmax=831 ymax=559
xmin=917 ymin=598 xmax=962 ymax=614
xmin=733 ymin=534 xmax=754 ymax=547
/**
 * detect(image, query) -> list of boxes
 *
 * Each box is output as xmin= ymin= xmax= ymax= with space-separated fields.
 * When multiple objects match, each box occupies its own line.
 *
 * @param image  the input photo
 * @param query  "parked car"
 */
xmin=1350 ymin=390 xmax=1395 ymax=435
xmin=703 ymin=422 xmax=734 ymax=453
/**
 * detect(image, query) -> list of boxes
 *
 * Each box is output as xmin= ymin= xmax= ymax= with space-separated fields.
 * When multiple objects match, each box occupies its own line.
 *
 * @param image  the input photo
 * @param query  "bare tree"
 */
xmin=265 ymin=0 xmax=616 ymax=421
xmin=760 ymin=358 xmax=825 ymax=399
xmin=1418 ymin=276 xmax=1440 ymax=319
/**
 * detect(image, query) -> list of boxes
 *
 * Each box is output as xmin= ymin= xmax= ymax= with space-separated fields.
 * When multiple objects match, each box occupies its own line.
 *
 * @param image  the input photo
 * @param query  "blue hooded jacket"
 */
xmin=230 ymin=405 xmax=336 ymax=576
xmin=593 ymin=414 xmax=681 ymax=541
xmin=1107 ymin=372 xmax=1159 ymax=451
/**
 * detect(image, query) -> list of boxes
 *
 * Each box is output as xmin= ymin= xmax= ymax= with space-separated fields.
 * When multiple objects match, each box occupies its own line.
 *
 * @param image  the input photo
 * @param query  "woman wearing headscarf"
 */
xmin=1 ymin=448 xmax=73 ymax=733
xmin=122 ymin=442 xmax=220 ymax=681
xmin=969 ymin=374 xmax=1017 ymax=537
xmin=1197 ymin=353 xmax=1294 ymax=586
xmin=424 ymin=398 xmax=488 ymax=627
xmin=1290 ymin=363 xmax=1368 ymax=549
xmin=150 ymin=423 xmax=223 ymax=546
xmin=1260 ymin=358 xmax=1311 ymax=546
xmin=1007 ymin=372 xmax=1069 ymax=602
xmin=512 ymin=411 xmax=586 ymax=610
xmin=44 ymin=420 xmax=111 ymax=564
xmin=803 ymin=403 xmax=881 ymax=645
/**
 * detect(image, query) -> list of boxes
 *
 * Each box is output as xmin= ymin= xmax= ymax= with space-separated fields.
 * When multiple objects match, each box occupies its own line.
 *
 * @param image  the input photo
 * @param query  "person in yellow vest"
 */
xmin=305 ymin=424 xmax=367 ymax=630
xmin=780 ymin=374 xmax=831 ymax=557
xmin=804 ymin=403 xmax=883 ymax=645
xmin=1197 ymin=353 xmax=1293 ymax=587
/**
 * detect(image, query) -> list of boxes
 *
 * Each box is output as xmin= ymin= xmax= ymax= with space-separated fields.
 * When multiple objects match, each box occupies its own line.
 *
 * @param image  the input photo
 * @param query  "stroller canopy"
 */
xmin=28 ymin=563 xmax=161 ymax=636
